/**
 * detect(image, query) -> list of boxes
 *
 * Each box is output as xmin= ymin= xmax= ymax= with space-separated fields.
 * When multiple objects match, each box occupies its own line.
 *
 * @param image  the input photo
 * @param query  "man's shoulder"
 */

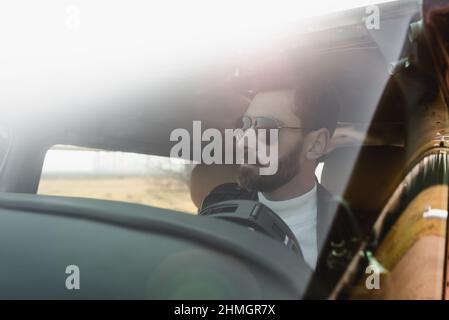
xmin=316 ymin=183 xmax=336 ymax=206
xmin=201 ymin=182 xmax=334 ymax=210
xmin=200 ymin=182 xmax=258 ymax=210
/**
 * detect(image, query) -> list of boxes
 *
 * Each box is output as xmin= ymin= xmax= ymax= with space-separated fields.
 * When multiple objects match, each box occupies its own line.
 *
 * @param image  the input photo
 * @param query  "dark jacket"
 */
xmin=200 ymin=182 xmax=361 ymax=298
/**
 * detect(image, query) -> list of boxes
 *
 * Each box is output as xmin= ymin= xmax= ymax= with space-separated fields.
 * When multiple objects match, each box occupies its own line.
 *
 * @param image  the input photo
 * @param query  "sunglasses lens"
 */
xmin=239 ymin=117 xmax=280 ymax=145
xmin=241 ymin=117 xmax=252 ymax=131
xmin=255 ymin=118 xmax=279 ymax=146
xmin=254 ymin=117 xmax=278 ymax=130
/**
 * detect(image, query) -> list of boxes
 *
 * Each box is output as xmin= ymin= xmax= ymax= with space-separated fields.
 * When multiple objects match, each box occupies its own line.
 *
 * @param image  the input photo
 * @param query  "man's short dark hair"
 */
xmin=245 ymin=59 xmax=340 ymax=136
xmin=293 ymin=71 xmax=340 ymax=136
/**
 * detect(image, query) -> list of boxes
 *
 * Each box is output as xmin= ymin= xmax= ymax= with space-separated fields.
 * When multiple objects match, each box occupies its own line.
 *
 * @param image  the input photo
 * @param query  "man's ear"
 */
xmin=305 ymin=128 xmax=330 ymax=161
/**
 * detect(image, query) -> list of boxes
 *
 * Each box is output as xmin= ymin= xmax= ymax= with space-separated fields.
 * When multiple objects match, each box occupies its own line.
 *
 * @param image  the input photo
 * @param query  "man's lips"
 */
xmin=240 ymin=163 xmax=259 ymax=168
xmin=240 ymin=161 xmax=270 ymax=169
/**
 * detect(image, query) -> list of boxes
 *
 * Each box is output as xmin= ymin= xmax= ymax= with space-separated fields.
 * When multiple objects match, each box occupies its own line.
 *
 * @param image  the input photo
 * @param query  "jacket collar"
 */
xmin=254 ymin=181 xmax=337 ymax=252
xmin=315 ymin=183 xmax=338 ymax=252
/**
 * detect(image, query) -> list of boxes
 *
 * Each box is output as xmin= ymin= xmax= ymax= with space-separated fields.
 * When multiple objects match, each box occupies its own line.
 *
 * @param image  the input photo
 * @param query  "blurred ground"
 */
xmin=38 ymin=176 xmax=197 ymax=214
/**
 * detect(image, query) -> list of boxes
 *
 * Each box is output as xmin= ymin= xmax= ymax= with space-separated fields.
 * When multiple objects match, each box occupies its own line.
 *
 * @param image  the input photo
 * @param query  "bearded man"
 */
xmin=200 ymin=75 xmax=341 ymax=269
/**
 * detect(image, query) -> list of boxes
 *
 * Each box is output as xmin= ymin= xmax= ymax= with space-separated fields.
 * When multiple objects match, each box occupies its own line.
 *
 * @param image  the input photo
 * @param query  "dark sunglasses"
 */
xmin=240 ymin=116 xmax=316 ymax=131
xmin=238 ymin=116 xmax=316 ymax=145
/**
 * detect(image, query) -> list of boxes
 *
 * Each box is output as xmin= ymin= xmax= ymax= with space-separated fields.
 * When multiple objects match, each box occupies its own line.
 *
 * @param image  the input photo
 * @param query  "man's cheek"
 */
xmin=259 ymin=132 xmax=279 ymax=176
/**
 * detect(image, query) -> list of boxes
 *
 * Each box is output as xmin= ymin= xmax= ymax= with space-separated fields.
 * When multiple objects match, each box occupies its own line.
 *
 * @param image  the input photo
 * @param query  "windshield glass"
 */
xmin=1 ymin=0 xmax=448 ymax=300
xmin=39 ymin=145 xmax=196 ymax=213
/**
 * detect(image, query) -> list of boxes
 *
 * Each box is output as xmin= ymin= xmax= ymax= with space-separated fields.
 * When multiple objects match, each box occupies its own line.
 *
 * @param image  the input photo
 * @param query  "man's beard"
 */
xmin=237 ymin=143 xmax=302 ymax=193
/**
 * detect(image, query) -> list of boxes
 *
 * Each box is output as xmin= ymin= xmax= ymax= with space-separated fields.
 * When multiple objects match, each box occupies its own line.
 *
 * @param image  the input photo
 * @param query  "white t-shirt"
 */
xmin=258 ymin=184 xmax=318 ymax=269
